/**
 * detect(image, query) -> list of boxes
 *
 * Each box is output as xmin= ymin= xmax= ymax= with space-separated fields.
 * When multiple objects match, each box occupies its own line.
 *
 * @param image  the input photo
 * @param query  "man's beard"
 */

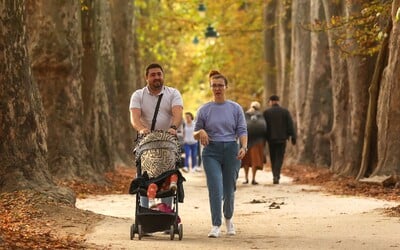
xmin=149 ymin=80 xmax=163 ymax=91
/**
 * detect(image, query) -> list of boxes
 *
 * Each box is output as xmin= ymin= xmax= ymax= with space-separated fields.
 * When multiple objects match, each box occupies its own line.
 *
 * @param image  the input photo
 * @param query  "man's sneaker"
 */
xmin=207 ymin=226 xmax=220 ymax=238
xmin=181 ymin=167 xmax=189 ymax=173
xmin=225 ymin=219 xmax=236 ymax=235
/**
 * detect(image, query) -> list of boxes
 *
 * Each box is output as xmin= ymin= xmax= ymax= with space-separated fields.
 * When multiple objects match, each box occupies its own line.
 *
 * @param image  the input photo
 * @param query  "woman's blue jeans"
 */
xmin=202 ymin=141 xmax=240 ymax=227
xmin=184 ymin=142 xmax=198 ymax=167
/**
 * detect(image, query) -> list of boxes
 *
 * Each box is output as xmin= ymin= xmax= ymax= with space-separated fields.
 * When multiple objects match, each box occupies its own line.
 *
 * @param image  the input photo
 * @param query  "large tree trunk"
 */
xmin=287 ymin=0 xmax=311 ymax=162
xmin=300 ymin=0 xmax=332 ymax=166
xmin=109 ymin=0 xmax=137 ymax=165
xmin=322 ymin=0 xmax=350 ymax=174
xmin=0 ymin=0 xmax=74 ymax=203
xmin=263 ymin=0 xmax=277 ymax=102
xmin=81 ymin=0 xmax=116 ymax=174
xmin=275 ymin=1 xmax=291 ymax=106
xmin=340 ymin=2 xmax=376 ymax=176
xmin=357 ymin=21 xmax=391 ymax=180
xmin=374 ymin=0 xmax=400 ymax=176
xmin=25 ymin=0 xmax=97 ymax=181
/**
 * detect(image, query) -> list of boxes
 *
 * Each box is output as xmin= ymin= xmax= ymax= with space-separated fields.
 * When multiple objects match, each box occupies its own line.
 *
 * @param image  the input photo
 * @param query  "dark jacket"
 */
xmin=263 ymin=104 xmax=296 ymax=144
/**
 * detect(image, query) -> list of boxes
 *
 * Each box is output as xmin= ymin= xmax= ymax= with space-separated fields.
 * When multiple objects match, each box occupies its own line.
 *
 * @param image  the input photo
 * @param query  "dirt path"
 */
xmin=76 ymin=169 xmax=400 ymax=249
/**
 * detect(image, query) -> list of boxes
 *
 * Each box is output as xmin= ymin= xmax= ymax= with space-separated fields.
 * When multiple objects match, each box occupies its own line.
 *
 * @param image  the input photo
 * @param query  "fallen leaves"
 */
xmin=0 ymin=191 xmax=83 ymax=249
xmin=282 ymin=164 xmax=400 ymax=217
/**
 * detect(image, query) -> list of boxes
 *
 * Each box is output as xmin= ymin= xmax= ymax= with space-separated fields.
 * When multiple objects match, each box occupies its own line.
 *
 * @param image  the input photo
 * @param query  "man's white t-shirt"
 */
xmin=129 ymin=86 xmax=183 ymax=130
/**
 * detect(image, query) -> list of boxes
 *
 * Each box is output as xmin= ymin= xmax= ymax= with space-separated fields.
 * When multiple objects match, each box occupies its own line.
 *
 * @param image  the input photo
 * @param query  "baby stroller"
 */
xmin=129 ymin=130 xmax=185 ymax=240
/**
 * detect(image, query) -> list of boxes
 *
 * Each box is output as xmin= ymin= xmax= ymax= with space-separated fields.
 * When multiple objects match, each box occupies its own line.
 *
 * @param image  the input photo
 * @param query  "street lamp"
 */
xmin=204 ymin=24 xmax=218 ymax=45
xmin=192 ymin=36 xmax=199 ymax=45
xmin=198 ymin=3 xmax=206 ymax=17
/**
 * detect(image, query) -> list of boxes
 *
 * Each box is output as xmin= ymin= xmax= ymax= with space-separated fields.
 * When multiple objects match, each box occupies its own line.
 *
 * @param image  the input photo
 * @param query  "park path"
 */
xmin=76 ymin=169 xmax=400 ymax=250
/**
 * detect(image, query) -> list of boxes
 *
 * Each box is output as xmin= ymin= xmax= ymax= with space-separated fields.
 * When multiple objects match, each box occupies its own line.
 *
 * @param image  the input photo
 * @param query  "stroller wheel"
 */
xmin=178 ymin=224 xmax=183 ymax=240
xmin=130 ymin=224 xmax=135 ymax=240
xmin=138 ymin=224 xmax=143 ymax=240
xmin=169 ymin=225 xmax=175 ymax=240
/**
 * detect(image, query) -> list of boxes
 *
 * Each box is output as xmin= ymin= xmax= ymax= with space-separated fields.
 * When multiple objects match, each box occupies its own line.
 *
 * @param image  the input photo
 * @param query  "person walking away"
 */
xmin=129 ymin=63 xmax=183 ymax=207
xmin=194 ymin=70 xmax=248 ymax=238
xmin=241 ymin=101 xmax=267 ymax=185
xmin=182 ymin=112 xmax=200 ymax=173
xmin=262 ymin=95 xmax=296 ymax=184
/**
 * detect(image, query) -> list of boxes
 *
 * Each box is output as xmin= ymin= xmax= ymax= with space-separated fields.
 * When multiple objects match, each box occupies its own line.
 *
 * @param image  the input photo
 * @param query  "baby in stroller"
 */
xmin=147 ymin=174 xmax=178 ymax=208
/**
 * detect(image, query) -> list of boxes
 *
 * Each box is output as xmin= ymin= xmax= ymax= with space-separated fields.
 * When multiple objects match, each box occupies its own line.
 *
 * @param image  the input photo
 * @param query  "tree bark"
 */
xmin=300 ymin=0 xmax=332 ymax=166
xmin=275 ymin=1 xmax=292 ymax=106
xmin=264 ymin=0 xmax=277 ymax=102
xmin=81 ymin=0 xmax=116 ymax=174
xmin=340 ymin=2 xmax=376 ymax=176
xmin=374 ymin=0 xmax=400 ymax=176
xmin=0 ymin=0 xmax=74 ymax=203
xmin=25 ymin=0 xmax=97 ymax=181
xmin=287 ymin=0 xmax=311 ymax=163
xmin=109 ymin=0 xmax=137 ymax=165
xmin=322 ymin=0 xmax=350 ymax=174
xmin=357 ymin=21 xmax=392 ymax=180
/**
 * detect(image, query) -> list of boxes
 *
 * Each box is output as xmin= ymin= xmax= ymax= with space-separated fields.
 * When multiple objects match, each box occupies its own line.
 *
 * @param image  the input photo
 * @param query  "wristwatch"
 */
xmin=170 ymin=125 xmax=178 ymax=130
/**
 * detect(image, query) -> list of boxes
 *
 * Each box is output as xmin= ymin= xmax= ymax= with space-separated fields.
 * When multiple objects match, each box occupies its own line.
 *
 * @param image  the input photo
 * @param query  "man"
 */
xmin=130 ymin=63 xmax=183 ymax=135
xmin=263 ymin=95 xmax=296 ymax=184
xmin=129 ymin=63 xmax=183 ymax=207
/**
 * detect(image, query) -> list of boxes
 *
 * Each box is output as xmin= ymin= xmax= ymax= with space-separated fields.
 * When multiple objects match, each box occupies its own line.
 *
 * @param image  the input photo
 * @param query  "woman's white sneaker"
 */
xmin=208 ymin=226 xmax=220 ymax=238
xmin=225 ymin=219 xmax=236 ymax=235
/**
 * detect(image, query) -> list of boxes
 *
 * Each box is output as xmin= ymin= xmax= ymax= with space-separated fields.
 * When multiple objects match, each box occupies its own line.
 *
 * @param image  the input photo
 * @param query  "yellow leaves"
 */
xmin=396 ymin=7 xmax=400 ymax=22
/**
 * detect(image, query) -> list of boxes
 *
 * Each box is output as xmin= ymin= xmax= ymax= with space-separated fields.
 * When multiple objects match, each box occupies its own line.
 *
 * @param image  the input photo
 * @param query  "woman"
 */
xmin=194 ymin=70 xmax=248 ymax=238
xmin=182 ymin=112 xmax=200 ymax=172
xmin=241 ymin=101 xmax=267 ymax=185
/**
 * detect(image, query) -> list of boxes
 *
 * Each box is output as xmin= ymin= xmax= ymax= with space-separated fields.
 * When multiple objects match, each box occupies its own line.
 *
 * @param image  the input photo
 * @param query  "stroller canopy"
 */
xmin=135 ymin=131 xmax=181 ymax=178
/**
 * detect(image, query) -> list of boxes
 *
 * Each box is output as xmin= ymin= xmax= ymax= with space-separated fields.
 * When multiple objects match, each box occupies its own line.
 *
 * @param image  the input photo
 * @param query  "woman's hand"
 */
xmin=237 ymin=147 xmax=247 ymax=160
xmin=198 ymin=129 xmax=209 ymax=146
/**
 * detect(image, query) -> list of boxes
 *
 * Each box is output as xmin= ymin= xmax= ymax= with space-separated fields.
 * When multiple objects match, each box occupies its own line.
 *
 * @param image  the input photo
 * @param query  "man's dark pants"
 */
xmin=268 ymin=142 xmax=286 ymax=182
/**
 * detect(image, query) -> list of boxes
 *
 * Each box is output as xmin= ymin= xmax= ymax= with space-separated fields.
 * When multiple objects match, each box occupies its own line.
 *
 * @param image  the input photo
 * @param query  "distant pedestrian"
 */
xmin=182 ymin=112 xmax=200 ymax=173
xmin=241 ymin=101 xmax=267 ymax=185
xmin=263 ymin=95 xmax=296 ymax=184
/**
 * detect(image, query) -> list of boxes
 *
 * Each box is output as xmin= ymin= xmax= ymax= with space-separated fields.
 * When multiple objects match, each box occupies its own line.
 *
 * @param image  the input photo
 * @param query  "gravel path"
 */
xmin=77 ymin=169 xmax=400 ymax=249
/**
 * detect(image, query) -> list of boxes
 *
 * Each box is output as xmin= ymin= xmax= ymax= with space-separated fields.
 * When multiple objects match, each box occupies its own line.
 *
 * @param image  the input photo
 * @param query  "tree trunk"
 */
xmin=275 ymin=1 xmax=292 ymax=106
xmin=340 ymin=2 xmax=376 ymax=176
xmin=287 ymin=0 xmax=311 ymax=163
xmin=81 ymin=0 xmax=116 ymax=174
xmin=300 ymin=0 xmax=332 ymax=166
xmin=109 ymin=0 xmax=137 ymax=165
xmin=322 ymin=0 xmax=350 ymax=174
xmin=263 ymin=0 xmax=277 ymax=102
xmin=357 ymin=22 xmax=392 ymax=180
xmin=374 ymin=0 xmax=400 ymax=176
xmin=25 ymin=0 xmax=97 ymax=181
xmin=0 ymin=0 xmax=74 ymax=203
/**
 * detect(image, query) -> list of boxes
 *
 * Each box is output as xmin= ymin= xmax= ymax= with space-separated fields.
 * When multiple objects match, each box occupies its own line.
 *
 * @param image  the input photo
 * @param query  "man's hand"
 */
xmin=291 ymin=137 xmax=296 ymax=145
xmin=139 ymin=128 xmax=150 ymax=135
xmin=168 ymin=127 xmax=177 ymax=135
